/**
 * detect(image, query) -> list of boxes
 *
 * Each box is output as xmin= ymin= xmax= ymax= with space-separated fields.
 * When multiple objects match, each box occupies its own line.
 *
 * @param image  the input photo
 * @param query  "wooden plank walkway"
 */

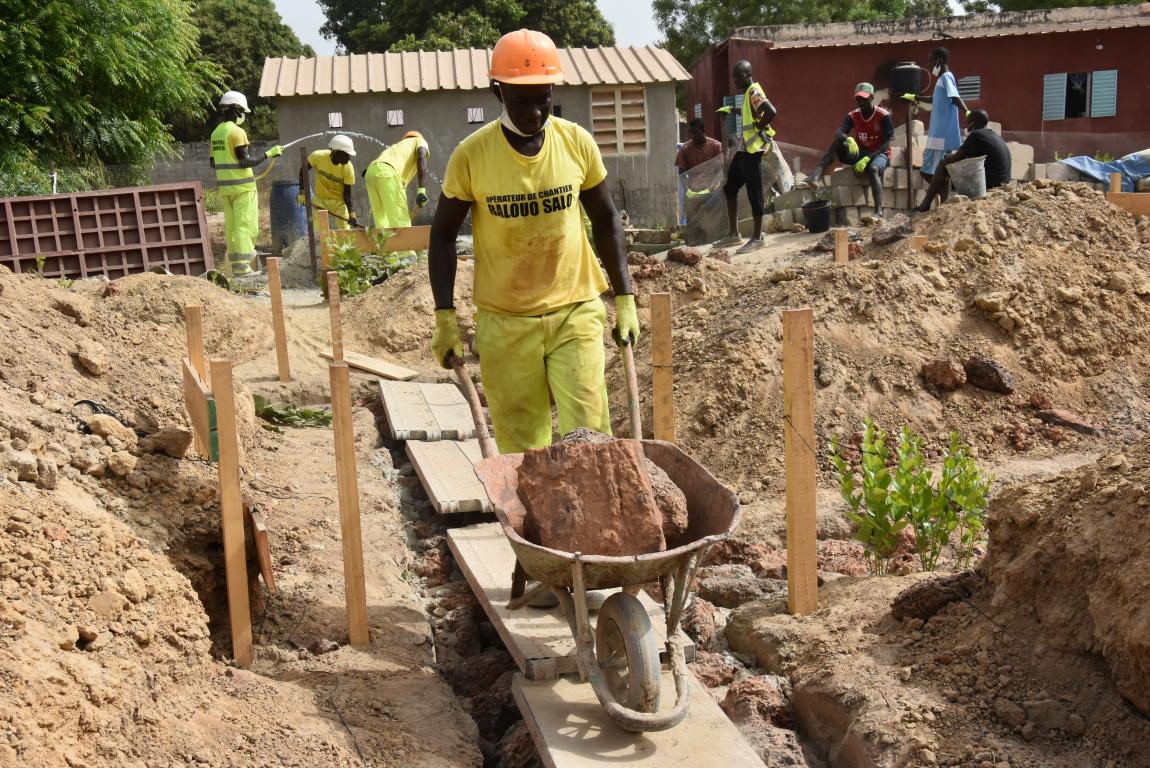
xmin=513 ymin=672 xmax=764 ymax=768
xmin=320 ymin=349 xmax=417 ymax=381
xmin=405 ymin=440 xmax=492 ymax=514
xmin=378 ymin=381 xmax=477 ymax=441
xmin=446 ymin=523 xmax=693 ymax=681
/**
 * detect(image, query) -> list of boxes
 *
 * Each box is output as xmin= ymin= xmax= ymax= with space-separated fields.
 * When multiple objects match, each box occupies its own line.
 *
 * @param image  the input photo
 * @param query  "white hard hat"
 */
xmin=328 ymin=134 xmax=356 ymax=156
xmin=219 ymin=90 xmax=251 ymax=113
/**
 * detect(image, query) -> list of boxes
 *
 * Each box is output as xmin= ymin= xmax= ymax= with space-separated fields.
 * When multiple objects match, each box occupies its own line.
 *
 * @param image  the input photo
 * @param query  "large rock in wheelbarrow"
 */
xmin=517 ymin=438 xmax=666 ymax=557
xmin=559 ymin=428 xmax=689 ymax=542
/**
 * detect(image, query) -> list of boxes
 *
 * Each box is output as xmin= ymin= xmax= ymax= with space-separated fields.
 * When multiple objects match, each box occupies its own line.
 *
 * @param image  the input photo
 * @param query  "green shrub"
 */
xmin=326 ymin=229 xmax=420 ymax=298
xmin=202 ymin=187 xmax=222 ymax=214
xmin=830 ymin=419 xmax=993 ymax=574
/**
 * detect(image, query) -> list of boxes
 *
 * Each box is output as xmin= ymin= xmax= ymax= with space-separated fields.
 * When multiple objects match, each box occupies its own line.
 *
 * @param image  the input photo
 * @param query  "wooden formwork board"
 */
xmin=319 ymin=349 xmax=418 ymax=381
xmin=1107 ymin=191 xmax=1150 ymax=217
xmin=405 ymin=440 xmax=492 ymax=514
xmin=512 ymin=673 xmax=764 ymax=768
xmin=182 ymin=357 xmax=216 ymax=460
xmin=446 ymin=523 xmax=693 ymax=681
xmin=378 ymin=381 xmax=477 ymax=441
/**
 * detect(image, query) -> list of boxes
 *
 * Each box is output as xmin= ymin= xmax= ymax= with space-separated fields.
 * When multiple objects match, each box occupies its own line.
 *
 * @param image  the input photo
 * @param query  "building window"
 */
xmin=467 ymin=107 xmax=484 ymax=124
xmin=591 ymin=86 xmax=647 ymax=156
xmin=1042 ymin=70 xmax=1118 ymax=121
xmin=387 ymin=109 xmax=404 ymax=127
xmin=328 ymin=112 xmax=344 ymax=129
xmin=956 ymin=76 xmax=981 ymax=101
xmin=694 ymin=103 xmax=702 ymax=119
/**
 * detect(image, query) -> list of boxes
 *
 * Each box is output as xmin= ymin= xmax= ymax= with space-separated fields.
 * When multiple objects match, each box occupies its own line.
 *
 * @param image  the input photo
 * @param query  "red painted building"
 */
xmin=686 ymin=5 xmax=1150 ymax=162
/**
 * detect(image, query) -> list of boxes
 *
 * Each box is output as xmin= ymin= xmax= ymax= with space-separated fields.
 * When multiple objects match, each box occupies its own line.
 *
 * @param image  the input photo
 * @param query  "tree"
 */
xmin=653 ymin=0 xmax=948 ymax=69
xmin=0 ymin=0 xmax=220 ymax=175
xmin=959 ymin=0 xmax=1138 ymax=11
xmin=318 ymin=0 xmax=614 ymax=54
xmin=180 ymin=0 xmax=314 ymax=141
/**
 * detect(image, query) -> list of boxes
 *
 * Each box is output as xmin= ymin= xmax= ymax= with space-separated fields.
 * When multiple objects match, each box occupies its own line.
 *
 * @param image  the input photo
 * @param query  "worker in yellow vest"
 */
xmin=714 ymin=60 xmax=777 ymax=255
xmin=209 ymin=91 xmax=283 ymax=276
xmin=299 ymin=135 xmax=357 ymax=229
xmin=428 ymin=29 xmax=638 ymax=454
xmin=365 ymin=130 xmax=430 ymax=229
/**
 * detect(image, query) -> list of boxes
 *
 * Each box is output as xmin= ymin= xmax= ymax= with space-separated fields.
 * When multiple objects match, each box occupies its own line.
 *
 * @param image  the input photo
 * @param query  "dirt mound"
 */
xmin=609 ymin=182 xmax=1150 ymax=486
xmin=343 ymin=261 xmax=475 ymax=369
xmin=982 ymin=438 xmax=1150 ymax=716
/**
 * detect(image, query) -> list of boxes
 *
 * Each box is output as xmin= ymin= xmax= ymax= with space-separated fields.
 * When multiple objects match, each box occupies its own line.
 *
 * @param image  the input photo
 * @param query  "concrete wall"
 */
xmin=273 ymin=82 xmax=680 ymax=228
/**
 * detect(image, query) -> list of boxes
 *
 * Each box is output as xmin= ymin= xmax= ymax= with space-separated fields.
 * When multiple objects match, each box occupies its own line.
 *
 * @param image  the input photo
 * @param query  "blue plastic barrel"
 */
xmin=269 ymin=180 xmax=307 ymax=254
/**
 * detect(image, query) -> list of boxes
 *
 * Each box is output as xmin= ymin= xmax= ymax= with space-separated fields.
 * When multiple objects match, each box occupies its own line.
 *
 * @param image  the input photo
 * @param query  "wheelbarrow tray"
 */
xmin=475 ymin=439 xmax=740 ymax=591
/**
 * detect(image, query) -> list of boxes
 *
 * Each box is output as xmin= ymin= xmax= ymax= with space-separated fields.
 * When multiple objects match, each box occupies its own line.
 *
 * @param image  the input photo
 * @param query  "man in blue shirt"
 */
xmin=902 ymin=48 xmax=969 ymax=206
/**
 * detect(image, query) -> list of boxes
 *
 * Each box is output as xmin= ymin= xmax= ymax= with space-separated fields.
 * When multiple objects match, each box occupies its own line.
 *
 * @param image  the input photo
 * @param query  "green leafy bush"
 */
xmin=830 ymin=419 xmax=993 ymax=574
xmin=326 ymin=229 xmax=419 ymax=298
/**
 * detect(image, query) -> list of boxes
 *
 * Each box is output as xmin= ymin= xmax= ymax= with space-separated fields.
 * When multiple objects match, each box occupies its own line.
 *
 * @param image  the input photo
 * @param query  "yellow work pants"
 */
xmin=221 ymin=187 xmax=258 ymax=275
xmin=476 ymin=298 xmax=612 ymax=454
xmin=365 ymin=163 xmax=411 ymax=229
xmin=314 ymin=196 xmax=349 ymax=230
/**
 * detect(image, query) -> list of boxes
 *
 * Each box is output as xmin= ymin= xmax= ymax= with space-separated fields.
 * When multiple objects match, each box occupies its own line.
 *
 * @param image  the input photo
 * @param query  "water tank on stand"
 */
xmin=892 ymin=62 xmax=927 ymax=97
xmin=269 ymin=180 xmax=307 ymax=255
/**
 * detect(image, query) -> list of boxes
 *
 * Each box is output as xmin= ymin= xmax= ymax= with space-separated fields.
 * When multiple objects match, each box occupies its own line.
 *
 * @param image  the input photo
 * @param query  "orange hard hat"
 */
xmin=403 ymin=130 xmax=422 ymax=140
xmin=489 ymin=29 xmax=564 ymax=85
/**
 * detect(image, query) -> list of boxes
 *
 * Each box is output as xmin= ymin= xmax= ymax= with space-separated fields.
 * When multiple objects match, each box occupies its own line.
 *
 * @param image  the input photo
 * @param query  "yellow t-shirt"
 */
xmin=443 ymin=118 xmax=608 ymax=316
xmin=373 ymin=136 xmax=429 ymax=185
xmin=309 ymin=150 xmax=355 ymax=201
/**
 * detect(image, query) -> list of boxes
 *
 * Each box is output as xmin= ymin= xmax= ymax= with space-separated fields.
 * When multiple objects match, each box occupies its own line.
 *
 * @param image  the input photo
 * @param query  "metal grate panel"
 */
xmin=0 ymin=182 xmax=213 ymax=279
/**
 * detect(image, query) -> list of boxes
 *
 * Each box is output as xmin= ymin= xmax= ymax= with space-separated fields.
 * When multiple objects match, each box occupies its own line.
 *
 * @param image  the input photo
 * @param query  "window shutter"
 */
xmin=591 ymin=87 xmax=648 ymax=156
xmin=957 ymin=75 xmax=981 ymax=101
xmin=1042 ymin=73 xmax=1066 ymax=121
xmin=1090 ymin=69 xmax=1118 ymax=118
xmin=722 ymin=96 xmax=737 ymax=136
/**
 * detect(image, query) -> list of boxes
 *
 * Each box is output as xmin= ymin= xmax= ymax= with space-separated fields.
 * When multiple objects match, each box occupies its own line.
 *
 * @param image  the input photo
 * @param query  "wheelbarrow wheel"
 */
xmin=595 ymin=592 xmax=661 ymax=714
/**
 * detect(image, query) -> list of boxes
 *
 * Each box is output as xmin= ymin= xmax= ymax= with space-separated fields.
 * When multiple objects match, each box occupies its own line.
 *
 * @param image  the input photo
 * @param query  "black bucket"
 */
xmin=802 ymin=199 xmax=833 ymax=233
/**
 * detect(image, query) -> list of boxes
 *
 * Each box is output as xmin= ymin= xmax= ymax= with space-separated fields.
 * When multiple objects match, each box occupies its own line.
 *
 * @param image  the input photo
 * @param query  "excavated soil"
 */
xmin=610 ymin=181 xmax=1150 ymax=487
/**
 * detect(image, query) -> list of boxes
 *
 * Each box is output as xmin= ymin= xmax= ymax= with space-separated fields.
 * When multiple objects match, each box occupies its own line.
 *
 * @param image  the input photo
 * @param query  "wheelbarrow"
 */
xmin=448 ymin=343 xmax=741 ymax=733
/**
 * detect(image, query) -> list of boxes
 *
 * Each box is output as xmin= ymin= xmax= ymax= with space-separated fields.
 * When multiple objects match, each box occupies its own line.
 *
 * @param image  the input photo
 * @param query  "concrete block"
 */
xmin=773 ymin=187 xmax=814 ymax=210
xmin=987 ymin=121 xmax=1002 ymax=135
xmin=1043 ymin=163 xmax=1084 ymax=182
xmin=793 ymin=206 xmax=806 ymax=227
xmin=1007 ymin=142 xmax=1035 ymax=181
xmin=778 ymin=208 xmax=795 ymax=230
xmin=859 ymin=205 xmax=876 ymax=221
xmin=829 ymin=168 xmax=866 ymax=187
xmin=1033 ymin=163 xmax=1047 ymax=180
xmin=835 ymin=206 xmax=861 ymax=226
xmin=631 ymin=229 xmax=672 ymax=245
xmin=889 ymin=168 xmax=909 ymax=190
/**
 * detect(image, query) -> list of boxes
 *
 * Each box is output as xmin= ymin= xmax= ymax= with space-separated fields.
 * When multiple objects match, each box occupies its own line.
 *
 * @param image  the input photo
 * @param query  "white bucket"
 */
xmin=948 ymin=155 xmax=987 ymax=199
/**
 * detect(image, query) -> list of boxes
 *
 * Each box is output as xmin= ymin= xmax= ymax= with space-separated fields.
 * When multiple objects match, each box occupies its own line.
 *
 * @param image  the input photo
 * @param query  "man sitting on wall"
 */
xmin=915 ymin=109 xmax=1011 ymax=211
xmin=803 ymin=82 xmax=894 ymax=219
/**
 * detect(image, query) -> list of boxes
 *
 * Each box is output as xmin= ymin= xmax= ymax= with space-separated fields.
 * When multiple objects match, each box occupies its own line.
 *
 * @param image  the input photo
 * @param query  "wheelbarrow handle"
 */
xmin=449 ymin=354 xmax=498 ymax=458
xmin=620 ymin=341 xmax=643 ymax=440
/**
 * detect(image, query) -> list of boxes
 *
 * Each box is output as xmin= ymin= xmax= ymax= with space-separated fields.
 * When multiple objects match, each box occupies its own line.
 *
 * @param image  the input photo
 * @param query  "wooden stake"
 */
xmin=833 ymin=228 xmax=849 ymax=265
xmin=266 ymin=257 xmax=291 ymax=382
xmin=209 ymin=358 xmax=253 ymax=666
xmin=316 ymin=209 xmax=332 ymax=270
xmin=909 ymin=234 xmax=927 ymax=251
xmin=1109 ymin=172 xmax=1122 ymax=197
xmin=330 ymin=360 xmax=370 ymax=645
xmin=650 ymin=292 xmax=675 ymax=442
xmin=300 ymin=146 xmax=318 ymax=278
xmin=184 ymin=304 xmax=208 ymax=385
xmin=905 ymin=102 xmax=915 ymax=211
xmin=782 ymin=309 xmax=818 ymax=616
xmin=326 ymin=271 xmax=343 ymax=362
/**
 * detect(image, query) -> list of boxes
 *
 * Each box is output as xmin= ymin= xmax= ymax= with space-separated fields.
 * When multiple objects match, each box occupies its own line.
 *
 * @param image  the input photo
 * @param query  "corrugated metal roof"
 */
xmin=259 ymin=46 xmax=690 ymax=98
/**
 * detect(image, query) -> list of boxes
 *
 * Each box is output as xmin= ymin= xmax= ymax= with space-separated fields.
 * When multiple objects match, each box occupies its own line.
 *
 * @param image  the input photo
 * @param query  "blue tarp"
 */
xmin=1057 ymin=152 xmax=1150 ymax=192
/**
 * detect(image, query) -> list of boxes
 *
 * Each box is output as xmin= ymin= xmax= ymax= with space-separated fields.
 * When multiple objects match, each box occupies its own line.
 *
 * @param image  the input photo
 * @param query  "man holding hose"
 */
xmin=427 ymin=29 xmax=638 ymax=454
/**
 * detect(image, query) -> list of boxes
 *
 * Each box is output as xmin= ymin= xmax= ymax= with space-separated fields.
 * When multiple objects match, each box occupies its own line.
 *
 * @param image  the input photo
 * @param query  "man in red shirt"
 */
xmin=676 ymin=118 xmax=722 ymax=177
xmin=804 ymin=82 xmax=895 ymax=218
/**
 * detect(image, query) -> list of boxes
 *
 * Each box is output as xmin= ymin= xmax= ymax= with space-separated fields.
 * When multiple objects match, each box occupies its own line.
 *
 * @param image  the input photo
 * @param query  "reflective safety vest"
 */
xmin=210 ymin=121 xmax=256 ymax=193
xmin=741 ymin=82 xmax=775 ymax=154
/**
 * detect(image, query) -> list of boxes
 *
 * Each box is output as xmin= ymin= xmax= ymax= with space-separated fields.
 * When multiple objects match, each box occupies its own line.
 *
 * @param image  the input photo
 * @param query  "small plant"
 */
xmin=202 ymin=187 xmax=222 ymax=215
xmin=34 ymin=254 xmax=46 ymax=275
xmin=56 ymin=277 xmax=74 ymax=289
xmin=830 ymin=419 xmax=993 ymax=574
xmin=252 ymin=394 xmax=332 ymax=429
xmin=326 ymin=229 xmax=419 ymax=298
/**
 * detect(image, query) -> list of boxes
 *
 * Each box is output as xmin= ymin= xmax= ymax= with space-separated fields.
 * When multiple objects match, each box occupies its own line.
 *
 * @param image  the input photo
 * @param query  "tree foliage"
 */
xmin=0 ymin=0 xmax=220 ymax=171
xmin=318 ymin=0 xmax=614 ymax=54
xmin=959 ymin=0 xmax=1139 ymax=12
xmin=181 ymin=0 xmax=315 ymax=140
xmin=653 ymin=0 xmax=948 ymax=68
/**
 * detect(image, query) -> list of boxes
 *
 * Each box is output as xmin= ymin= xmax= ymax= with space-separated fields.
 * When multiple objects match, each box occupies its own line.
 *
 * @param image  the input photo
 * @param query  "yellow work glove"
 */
xmin=296 ymin=193 xmax=306 ymax=206
xmin=964 ymin=109 xmax=972 ymax=118
xmin=854 ymin=156 xmax=872 ymax=174
xmin=415 ymin=187 xmax=429 ymax=207
xmin=432 ymin=309 xmax=464 ymax=368
xmin=844 ymin=136 xmax=860 ymax=159
xmin=265 ymin=145 xmax=284 ymax=158
xmin=347 ymin=211 xmax=358 ymax=226
xmin=613 ymin=294 xmax=640 ymax=346
xmin=900 ymin=93 xmax=917 ymax=103
xmin=715 ymin=106 xmax=732 ymax=115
